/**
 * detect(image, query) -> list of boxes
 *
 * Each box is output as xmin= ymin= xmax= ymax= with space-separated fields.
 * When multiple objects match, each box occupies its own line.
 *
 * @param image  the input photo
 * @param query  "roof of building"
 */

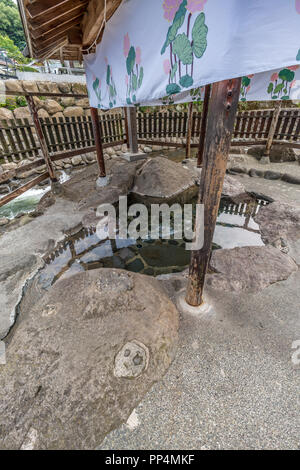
xmin=17 ymin=0 xmax=122 ymax=61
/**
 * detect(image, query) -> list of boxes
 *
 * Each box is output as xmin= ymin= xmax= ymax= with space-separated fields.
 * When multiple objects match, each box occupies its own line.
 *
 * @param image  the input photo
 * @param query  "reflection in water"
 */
xmin=38 ymin=198 xmax=268 ymax=289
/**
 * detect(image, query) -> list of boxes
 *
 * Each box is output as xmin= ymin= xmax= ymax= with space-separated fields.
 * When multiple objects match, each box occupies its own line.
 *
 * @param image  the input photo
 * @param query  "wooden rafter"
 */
xmin=82 ymin=0 xmax=122 ymax=47
xmin=18 ymin=0 xmax=122 ymax=60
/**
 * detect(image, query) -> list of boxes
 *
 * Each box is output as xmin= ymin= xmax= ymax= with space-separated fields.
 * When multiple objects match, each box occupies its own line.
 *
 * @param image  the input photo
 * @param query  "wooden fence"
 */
xmin=136 ymin=108 xmax=300 ymax=146
xmin=0 ymin=113 xmax=125 ymax=164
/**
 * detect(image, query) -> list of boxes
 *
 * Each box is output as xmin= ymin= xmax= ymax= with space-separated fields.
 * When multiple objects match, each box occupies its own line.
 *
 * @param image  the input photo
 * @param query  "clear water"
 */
xmin=36 ymin=198 xmax=268 ymax=290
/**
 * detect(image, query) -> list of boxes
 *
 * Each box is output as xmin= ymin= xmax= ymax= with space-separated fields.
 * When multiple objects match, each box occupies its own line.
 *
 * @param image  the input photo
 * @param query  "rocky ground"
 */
xmin=0 ymin=150 xmax=299 ymax=449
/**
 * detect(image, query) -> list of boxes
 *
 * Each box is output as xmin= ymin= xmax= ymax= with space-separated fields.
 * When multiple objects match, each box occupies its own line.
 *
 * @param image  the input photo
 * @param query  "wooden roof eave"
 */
xmin=17 ymin=0 xmax=123 ymax=61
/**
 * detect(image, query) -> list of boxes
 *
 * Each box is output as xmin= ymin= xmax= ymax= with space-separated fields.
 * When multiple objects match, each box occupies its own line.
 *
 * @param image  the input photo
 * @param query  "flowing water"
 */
xmin=0 ymin=171 xmax=70 ymax=219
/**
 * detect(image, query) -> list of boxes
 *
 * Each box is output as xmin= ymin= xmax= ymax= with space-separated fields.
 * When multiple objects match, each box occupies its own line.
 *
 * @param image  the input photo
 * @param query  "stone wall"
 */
xmin=0 ymin=79 xmax=92 ymax=122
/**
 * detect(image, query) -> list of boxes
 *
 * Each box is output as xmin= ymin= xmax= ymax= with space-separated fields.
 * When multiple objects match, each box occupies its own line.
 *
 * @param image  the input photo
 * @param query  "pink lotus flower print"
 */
xmin=163 ymin=0 xmax=181 ymax=22
xmin=270 ymin=72 xmax=278 ymax=82
xmin=123 ymin=33 xmax=130 ymax=57
xmin=136 ymin=47 xmax=142 ymax=65
xmin=186 ymin=0 xmax=207 ymax=14
xmin=163 ymin=59 xmax=171 ymax=75
xmin=288 ymin=65 xmax=300 ymax=71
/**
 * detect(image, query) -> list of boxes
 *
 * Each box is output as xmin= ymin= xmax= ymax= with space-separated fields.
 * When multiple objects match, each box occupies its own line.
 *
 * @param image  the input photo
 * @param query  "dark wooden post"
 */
xmin=126 ymin=107 xmax=138 ymax=154
xmin=186 ymin=78 xmax=242 ymax=307
xmin=124 ymin=107 xmax=130 ymax=149
xmin=185 ymin=102 xmax=193 ymax=159
xmin=263 ymin=102 xmax=281 ymax=163
xmin=26 ymin=95 xmax=57 ymax=183
xmin=90 ymin=107 xmax=106 ymax=177
xmin=197 ymin=84 xmax=211 ymax=168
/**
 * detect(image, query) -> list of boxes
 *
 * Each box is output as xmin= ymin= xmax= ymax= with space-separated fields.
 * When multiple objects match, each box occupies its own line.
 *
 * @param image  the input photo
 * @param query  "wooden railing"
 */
xmin=0 ymin=113 xmax=125 ymax=164
xmin=136 ymin=108 xmax=300 ymax=145
xmin=0 ymin=107 xmax=299 ymax=209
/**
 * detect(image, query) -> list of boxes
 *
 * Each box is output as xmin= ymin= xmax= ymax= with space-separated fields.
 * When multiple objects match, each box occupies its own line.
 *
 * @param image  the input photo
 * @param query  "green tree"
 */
xmin=0 ymin=0 xmax=25 ymax=50
xmin=0 ymin=34 xmax=26 ymax=63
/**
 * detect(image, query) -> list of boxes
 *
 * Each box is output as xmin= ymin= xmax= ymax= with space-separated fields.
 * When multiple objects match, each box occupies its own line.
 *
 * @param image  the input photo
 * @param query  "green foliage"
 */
xmin=0 ymin=95 xmax=26 ymax=110
xmin=17 ymin=65 xmax=39 ymax=72
xmin=170 ymin=62 xmax=178 ymax=81
xmin=274 ymin=82 xmax=284 ymax=94
xmin=192 ymin=13 xmax=208 ymax=59
xmin=106 ymin=65 xmax=111 ymax=85
xmin=0 ymin=0 xmax=25 ymax=50
xmin=132 ymin=73 xmax=138 ymax=91
xmin=126 ymin=46 xmax=136 ymax=75
xmin=297 ymin=49 xmax=300 ymax=61
xmin=267 ymin=83 xmax=273 ymax=94
xmin=179 ymin=74 xmax=193 ymax=88
xmin=0 ymin=34 xmax=26 ymax=63
xmin=278 ymin=68 xmax=295 ymax=83
xmin=242 ymin=76 xmax=251 ymax=87
xmin=138 ymin=66 xmax=144 ymax=88
xmin=173 ymin=33 xmax=193 ymax=65
xmin=161 ymin=0 xmax=187 ymax=54
xmin=166 ymin=83 xmax=181 ymax=95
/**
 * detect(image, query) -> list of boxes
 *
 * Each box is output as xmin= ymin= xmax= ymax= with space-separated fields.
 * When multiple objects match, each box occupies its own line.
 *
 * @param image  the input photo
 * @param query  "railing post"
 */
xmin=124 ymin=107 xmax=130 ymax=149
xmin=90 ymin=107 xmax=106 ymax=178
xmin=26 ymin=95 xmax=58 ymax=187
xmin=185 ymin=78 xmax=242 ymax=307
xmin=185 ymin=102 xmax=193 ymax=159
xmin=262 ymin=102 xmax=281 ymax=164
xmin=197 ymin=84 xmax=211 ymax=168
xmin=126 ymin=107 xmax=138 ymax=154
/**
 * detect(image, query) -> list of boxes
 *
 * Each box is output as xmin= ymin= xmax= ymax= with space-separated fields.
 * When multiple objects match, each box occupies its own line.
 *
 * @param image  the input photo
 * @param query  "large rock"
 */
xmin=0 ymin=269 xmax=178 ymax=450
xmin=76 ymin=98 xmax=90 ymax=108
xmin=37 ymin=108 xmax=50 ymax=119
xmin=0 ymin=108 xmax=13 ymax=120
xmin=13 ymin=106 xmax=31 ymax=120
xmin=4 ymin=79 xmax=23 ymax=94
xmin=60 ymin=97 xmax=75 ymax=107
xmin=72 ymin=83 xmax=87 ymax=95
xmin=63 ymin=106 xmax=84 ymax=117
xmin=254 ymin=202 xmax=300 ymax=263
xmin=207 ymin=245 xmax=297 ymax=292
xmin=131 ymin=157 xmax=198 ymax=204
xmin=58 ymin=82 xmax=71 ymax=94
xmin=248 ymin=145 xmax=296 ymax=162
xmin=222 ymin=174 xmax=246 ymax=199
xmin=21 ymin=81 xmax=39 ymax=94
xmin=43 ymin=99 xmax=63 ymax=115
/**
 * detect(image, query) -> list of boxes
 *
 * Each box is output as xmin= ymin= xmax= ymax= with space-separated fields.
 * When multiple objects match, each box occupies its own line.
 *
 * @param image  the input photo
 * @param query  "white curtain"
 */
xmin=84 ymin=0 xmax=300 ymax=108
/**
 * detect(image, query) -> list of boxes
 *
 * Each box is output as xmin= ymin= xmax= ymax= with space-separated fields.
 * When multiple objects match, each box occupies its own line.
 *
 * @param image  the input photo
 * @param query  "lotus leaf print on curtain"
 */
xmin=161 ymin=0 xmax=208 ymax=96
xmin=267 ymin=66 xmax=299 ymax=100
xmin=124 ymin=34 xmax=144 ymax=105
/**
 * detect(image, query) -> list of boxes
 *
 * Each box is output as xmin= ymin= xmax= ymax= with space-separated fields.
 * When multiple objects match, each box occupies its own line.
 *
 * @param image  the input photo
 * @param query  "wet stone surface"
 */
xmin=35 ymin=198 xmax=267 ymax=291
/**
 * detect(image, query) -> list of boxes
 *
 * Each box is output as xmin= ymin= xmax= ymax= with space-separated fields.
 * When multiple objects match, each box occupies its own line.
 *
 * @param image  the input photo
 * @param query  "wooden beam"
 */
xmin=185 ymin=78 xmax=242 ymax=307
xmin=26 ymin=95 xmax=58 ymax=183
xmin=126 ymin=107 xmax=138 ymax=154
xmin=28 ymin=1 xmax=87 ymax=27
xmin=0 ymin=173 xmax=49 ymax=208
xmin=27 ymin=0 xmax=70 ymax=19
xmin=185 ymin=102 xmax=193 ymax=159
xmin=82 ymin=0 xmax=122 ymax=47
xmin=197 ymin=84 xmax=211 ymax=167
xmin=30 ymin=11 xmax=84 ymax=40
xmin=264 ymin=102 xmax=281 ymax=160
xmin=34 ymin=39 xmax=69 ymax=61
xmin=32 ymin=28 xmax=82 ymax=51
xmin=90 ymin=107 xmax=106 ymax=177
